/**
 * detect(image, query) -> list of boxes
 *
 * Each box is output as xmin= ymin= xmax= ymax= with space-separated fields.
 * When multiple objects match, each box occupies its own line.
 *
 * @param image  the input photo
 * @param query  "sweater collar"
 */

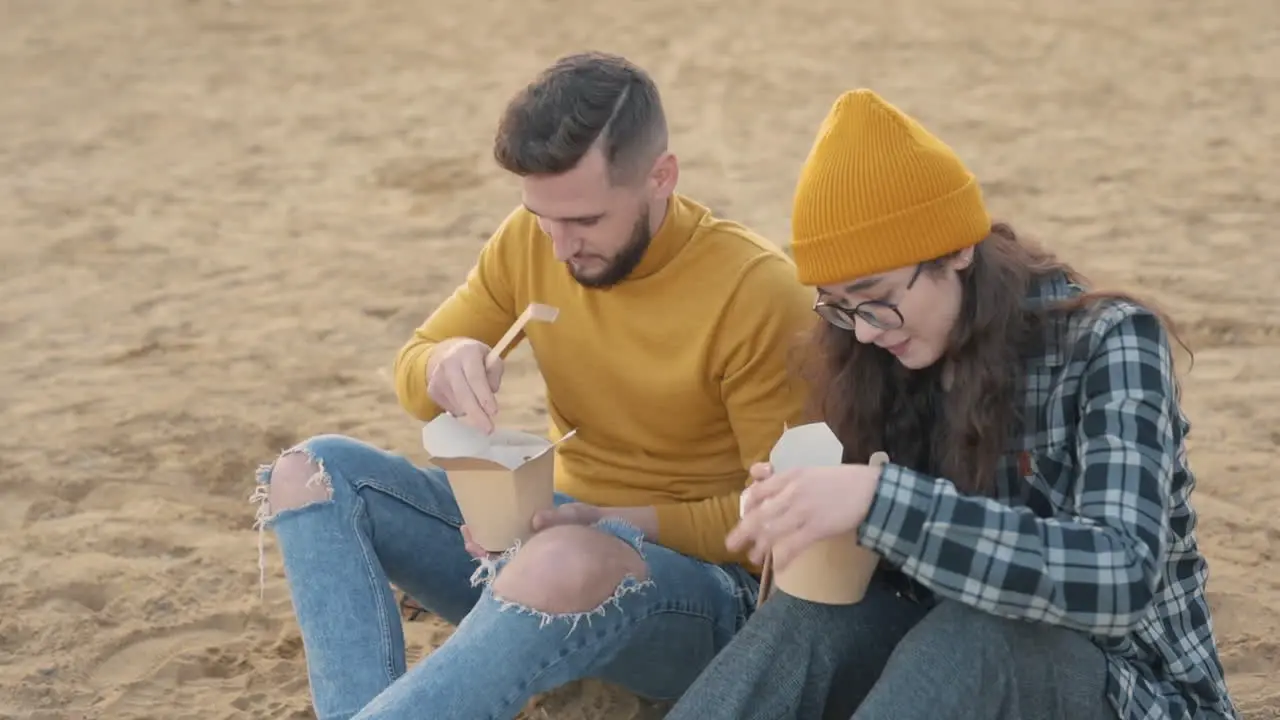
xmin=625 ymin=194 xmax=701 ymax=281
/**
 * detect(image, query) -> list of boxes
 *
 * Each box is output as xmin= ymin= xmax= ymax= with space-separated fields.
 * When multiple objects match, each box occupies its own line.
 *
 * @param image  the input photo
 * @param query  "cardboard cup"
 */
xmin=422 ymin=413 xmax=574 ymax=552
xmin=773 ymin=531 xmax=880 ymax=605
xmin=762 ymin=422 xmax=881 ymax=606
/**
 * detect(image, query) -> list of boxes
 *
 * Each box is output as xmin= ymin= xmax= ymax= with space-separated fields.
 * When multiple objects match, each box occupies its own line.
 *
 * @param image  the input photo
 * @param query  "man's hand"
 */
xmin=427 ymin=338 xmax=505 ymax=433
xmin=460 ymin=507 xmax=612 ymax=561
xmin=531 ymin=503 xmax=605 ymax=531
xmin=460 ymin=525 xmax=498 ymax=560
xmin=533 ymin=503 xmax=660 ymax=539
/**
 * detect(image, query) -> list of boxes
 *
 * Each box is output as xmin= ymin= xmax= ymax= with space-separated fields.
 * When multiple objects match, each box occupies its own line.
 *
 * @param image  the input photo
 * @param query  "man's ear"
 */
xmin=648 ymin=151 xmax=679 ymax=199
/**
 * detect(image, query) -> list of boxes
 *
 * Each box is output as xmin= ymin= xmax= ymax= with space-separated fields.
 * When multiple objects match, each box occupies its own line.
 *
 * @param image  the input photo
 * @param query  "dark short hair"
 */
xmin=493 ymin=51 xmax=668 ymax=184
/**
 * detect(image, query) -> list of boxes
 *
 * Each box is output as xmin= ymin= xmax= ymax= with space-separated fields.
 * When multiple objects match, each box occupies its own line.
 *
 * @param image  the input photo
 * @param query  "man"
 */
xmin=253 ymin=50 xmax=816 ymax=719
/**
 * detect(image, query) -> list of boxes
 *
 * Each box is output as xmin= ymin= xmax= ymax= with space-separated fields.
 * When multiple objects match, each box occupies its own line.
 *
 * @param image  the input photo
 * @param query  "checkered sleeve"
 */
xmin=857 ymin=307 xmax=1175 ymax=637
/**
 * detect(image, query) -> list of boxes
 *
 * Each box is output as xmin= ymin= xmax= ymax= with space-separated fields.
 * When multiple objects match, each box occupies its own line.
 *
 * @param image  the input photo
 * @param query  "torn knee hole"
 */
xmin=264 ymin=451 xmax=333 ymax=512
xmin=493 ymin=567 xmax=649 ymax=615
xmin=489 ymin=526 xmax=651 ymax=615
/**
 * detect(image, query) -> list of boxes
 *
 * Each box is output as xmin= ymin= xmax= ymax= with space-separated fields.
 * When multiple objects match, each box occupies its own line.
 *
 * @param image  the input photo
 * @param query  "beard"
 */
xmin=568 ymin=207 xmax=653 ymax=289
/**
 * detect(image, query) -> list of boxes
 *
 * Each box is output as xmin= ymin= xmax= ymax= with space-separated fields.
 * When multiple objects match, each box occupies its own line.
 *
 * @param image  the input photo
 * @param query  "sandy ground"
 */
xmin=1 ymin=0 xmax=1276 ymax=717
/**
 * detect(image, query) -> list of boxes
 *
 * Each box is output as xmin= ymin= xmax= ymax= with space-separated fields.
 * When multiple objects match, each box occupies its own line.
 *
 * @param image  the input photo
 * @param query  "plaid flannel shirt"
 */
xmin=858 ymin=272 xmax=1238 ymax=720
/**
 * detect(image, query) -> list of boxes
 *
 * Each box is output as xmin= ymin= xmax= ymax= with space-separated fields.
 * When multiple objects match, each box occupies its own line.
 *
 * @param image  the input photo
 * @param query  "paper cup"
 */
xmin=772 ymin=533 xmax=879 ymax=605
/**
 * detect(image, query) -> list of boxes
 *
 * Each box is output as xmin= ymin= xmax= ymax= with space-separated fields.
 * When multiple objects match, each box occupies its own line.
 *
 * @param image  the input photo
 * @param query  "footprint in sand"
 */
xmin=1183 ymin=316 xmax=1280 ymax=350
xmin=371 ymin=154 xmax=485 ymax=197
xmin=88 ymin=614 xmax=244 ymax=691
xmin=0 ymin=496 xmax=33 ymax=532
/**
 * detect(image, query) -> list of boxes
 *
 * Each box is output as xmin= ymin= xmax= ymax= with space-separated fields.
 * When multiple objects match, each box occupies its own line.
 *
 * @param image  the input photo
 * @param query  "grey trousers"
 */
xmin=664 ymin=574 xmax=1112 ymax=720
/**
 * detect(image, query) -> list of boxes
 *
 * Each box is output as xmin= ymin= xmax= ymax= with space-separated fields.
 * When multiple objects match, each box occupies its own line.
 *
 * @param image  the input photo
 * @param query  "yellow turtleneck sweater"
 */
xmin=393 ymin=194 xmax=815 ymax=568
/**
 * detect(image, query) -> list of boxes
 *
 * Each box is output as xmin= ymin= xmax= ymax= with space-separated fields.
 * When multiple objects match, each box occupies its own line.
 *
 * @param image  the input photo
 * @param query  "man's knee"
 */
xmin=258 ymin=434 xmax=359 ymax=512
xmin=266 ymin=452 xmax=331 ymax=511
xmin=490 ymin=524 xmax=650 ymax=614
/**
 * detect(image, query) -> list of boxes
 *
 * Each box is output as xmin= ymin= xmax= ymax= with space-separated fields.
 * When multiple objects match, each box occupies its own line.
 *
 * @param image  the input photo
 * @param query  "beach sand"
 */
xmin=1 ymin=0 xmax=1276 ymax=717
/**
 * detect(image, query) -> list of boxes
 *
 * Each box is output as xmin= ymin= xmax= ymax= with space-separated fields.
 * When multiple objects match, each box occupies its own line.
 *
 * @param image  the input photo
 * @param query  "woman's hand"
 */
xmin=728 ymin=462 xmax=883 ymax=570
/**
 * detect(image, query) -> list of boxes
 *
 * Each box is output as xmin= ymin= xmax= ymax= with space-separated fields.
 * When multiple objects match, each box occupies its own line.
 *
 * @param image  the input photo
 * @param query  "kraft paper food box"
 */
xmin=751 ymin=422 xmax=881 ymax=606
xmin=422 ymin=413 xmax=575 ymax=552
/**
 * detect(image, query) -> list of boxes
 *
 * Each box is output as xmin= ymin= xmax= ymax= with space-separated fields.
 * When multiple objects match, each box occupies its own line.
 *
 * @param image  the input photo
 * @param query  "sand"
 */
xmin=1 ymin=0 xmax=1276 ymax=718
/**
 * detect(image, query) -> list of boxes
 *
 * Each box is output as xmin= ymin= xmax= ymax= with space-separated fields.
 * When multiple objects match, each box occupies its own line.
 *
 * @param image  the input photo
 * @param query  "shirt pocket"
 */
xmin=1012 ymin=441 xmax=1079 ymax=519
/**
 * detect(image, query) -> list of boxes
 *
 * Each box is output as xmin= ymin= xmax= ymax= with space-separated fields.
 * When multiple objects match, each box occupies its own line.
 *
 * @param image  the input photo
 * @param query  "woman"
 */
xmin=664 ymin=90 xmax=1238 ymax=720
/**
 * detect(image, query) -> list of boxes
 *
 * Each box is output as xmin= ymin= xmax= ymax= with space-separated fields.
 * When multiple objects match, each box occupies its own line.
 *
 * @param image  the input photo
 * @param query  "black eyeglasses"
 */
xmin=813 ymin=263 xmax=924 ymax=331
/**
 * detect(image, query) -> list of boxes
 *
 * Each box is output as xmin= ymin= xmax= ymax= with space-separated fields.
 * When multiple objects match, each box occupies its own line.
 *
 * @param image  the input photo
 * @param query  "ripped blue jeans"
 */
xmin=251 ymin=434 xmax=759 ymax=720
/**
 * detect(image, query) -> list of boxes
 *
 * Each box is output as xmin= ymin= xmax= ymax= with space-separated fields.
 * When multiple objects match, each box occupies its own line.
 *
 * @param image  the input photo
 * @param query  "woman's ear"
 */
xmin=951 ymin=245 xmax=976 ymax=271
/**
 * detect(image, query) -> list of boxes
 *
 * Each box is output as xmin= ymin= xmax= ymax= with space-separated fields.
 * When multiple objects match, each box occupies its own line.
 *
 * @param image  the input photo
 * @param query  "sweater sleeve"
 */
xmin=392 ymin=209 xmax=525 ymax=421
xmin=652 ymin=254 xmax=817 ymax=568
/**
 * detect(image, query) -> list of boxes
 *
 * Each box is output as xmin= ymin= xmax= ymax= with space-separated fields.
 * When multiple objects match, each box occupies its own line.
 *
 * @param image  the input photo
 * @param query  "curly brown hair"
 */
xmin=795 ymin=222 xmax=1189 ymax=496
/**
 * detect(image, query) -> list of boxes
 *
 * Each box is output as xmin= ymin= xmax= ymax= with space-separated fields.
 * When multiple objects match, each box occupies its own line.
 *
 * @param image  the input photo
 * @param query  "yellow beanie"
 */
xmin=789 ymin=89 xmax=992 ymax=286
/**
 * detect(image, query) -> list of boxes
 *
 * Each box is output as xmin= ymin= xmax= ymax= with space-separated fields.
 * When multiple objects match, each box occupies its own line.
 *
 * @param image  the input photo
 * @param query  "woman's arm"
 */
xmin=858 ymin=307 xmax=1177 ymax=637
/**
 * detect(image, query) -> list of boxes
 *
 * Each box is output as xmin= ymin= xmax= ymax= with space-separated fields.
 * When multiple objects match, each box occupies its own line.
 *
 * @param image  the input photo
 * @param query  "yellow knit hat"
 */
xmin=790 ymin=89 xmax=992 ymax=286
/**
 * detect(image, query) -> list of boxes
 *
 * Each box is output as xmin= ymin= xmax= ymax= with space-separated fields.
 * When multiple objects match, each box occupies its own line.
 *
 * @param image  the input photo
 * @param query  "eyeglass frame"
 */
xmin=812 ymin=262 xmax=925 ymax=331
